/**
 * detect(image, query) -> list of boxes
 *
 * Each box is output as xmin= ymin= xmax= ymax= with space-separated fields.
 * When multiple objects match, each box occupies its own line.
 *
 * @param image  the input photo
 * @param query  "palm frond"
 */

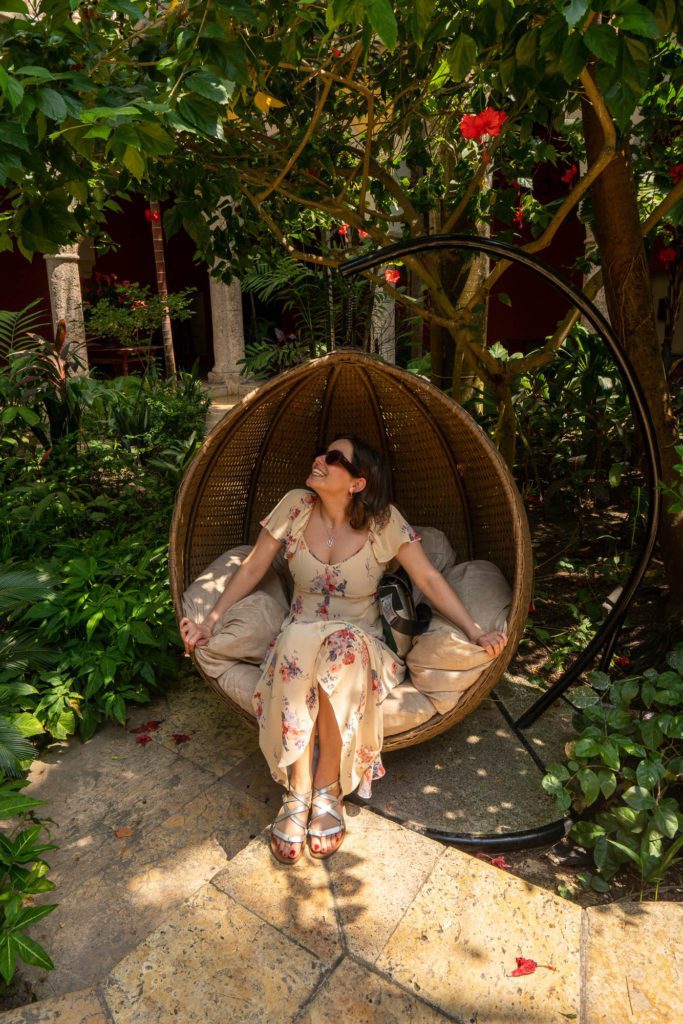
xmin=0 ymin=299 xmax=50 ymax=357
xmin=0 ymin=568 xmax=56 ymax=614
xmin=0 ymin=719 xmax=36 ymax=776
xmin=0 ymin=633 xmax=59 ymax=674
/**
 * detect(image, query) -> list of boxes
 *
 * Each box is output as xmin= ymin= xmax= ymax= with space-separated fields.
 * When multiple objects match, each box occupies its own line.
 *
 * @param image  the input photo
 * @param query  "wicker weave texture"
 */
xmin=169 ymin=350 xmax=533 ymax=751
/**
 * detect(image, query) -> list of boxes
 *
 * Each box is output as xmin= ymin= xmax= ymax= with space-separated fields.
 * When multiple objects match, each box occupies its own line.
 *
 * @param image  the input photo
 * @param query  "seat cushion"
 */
xmin=194 ymin=591 xmax=287 ymax=678
xmin=406 ymin=560 xmax=512 ymax=714
xmin=181 ymin=544 xmax=290 ymax=625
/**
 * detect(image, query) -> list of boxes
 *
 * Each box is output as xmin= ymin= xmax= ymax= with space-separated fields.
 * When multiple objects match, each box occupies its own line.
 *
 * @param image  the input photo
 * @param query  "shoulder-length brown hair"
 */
xmin=332 ymin=436 xmax=392 ymax=531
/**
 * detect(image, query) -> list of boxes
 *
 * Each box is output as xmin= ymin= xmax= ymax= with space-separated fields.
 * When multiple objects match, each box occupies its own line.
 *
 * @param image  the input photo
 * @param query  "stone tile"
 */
xmin=325 ymin=807 xmax=443 ymax=964
xmin=583 ymin=901 xmax=683 ymax=1023
xmin=377 ymin=845 xmax=582 ymax=1023
xmin=26 ymin=721 xmax=215 ymax=877
xmin=492 ymin=671 xmax=576 ymax=766
xmin=101 ymin=882 xmax=329 ymax=1023
xmin=125 ymin=674 xmax=259 ymax=777
xmin=367 ymin=699 xmax=561 ymax=835
xmin=23 ymin=781 xmax=272 ymax=1000
xmin=220 ymin=748 xmax=283 ymax=806
xmin=212 ymin=833 xmax=342 ymax=963
xmin=295 ymin=958 xmax=452 ymax=1023
xmin=0 ymin=987 xmax=106 ymax=1023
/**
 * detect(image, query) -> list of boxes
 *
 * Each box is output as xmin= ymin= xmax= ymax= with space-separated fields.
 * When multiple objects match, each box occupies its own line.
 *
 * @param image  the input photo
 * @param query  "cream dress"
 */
xmin=252 ymin=488 xmax=420 ymax=797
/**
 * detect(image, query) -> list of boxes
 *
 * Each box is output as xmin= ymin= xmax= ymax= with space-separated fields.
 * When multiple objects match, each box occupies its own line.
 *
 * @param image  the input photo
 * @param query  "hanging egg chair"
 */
xmin=169 ymin=349 xmax=533 ymax=751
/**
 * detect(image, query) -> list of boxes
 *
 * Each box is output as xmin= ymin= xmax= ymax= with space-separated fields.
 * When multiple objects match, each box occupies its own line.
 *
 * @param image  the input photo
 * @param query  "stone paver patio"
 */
xmin=3 ymin=663 xmax=680 ymax=1024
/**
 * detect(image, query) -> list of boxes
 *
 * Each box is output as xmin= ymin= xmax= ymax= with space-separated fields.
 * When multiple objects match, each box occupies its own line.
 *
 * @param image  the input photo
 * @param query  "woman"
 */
xmin=179 ymin=437 xmax=507 ymax=865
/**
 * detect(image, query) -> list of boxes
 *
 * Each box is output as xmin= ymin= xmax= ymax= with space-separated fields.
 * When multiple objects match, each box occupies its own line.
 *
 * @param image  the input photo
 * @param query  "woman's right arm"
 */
xmin=179 ymin=527 xmax=283 ymax=654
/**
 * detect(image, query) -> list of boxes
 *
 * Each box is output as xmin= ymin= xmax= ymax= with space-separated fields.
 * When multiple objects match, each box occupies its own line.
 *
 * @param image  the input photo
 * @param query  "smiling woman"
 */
xmin=178 ymin=435 xmax=507 ymax=866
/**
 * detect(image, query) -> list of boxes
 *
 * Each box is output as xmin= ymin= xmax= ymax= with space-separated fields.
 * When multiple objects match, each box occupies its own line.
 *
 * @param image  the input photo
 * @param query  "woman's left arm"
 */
xmin=395 ymin=542 xmax=508 ymax=658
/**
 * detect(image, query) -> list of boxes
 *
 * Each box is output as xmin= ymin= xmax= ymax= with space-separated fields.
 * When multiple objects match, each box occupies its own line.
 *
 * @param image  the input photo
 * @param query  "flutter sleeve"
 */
xmin=369 ymin=504 xmax=421 ymax=565
xmin=259 ymin=488 xmax=316 ymax=558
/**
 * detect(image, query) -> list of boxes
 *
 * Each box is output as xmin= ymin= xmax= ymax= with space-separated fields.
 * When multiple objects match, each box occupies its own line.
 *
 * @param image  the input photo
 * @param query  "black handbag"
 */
xmin=378 ymin=566 xmax=432 ymax=657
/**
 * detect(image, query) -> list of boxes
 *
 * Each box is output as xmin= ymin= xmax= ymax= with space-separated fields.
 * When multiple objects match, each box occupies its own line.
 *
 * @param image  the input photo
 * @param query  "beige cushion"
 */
xmin=194 ymin=591 xmax=286 ymax=678
xmin=382 ymin=682 xmax=436 ymax=736
xmin=386 ymin=525 xmax=457 ymax=581
xmin=181 ymin=545 xmax=290 ymax=625
xmin=214 ymin=661 xmax=262 ymax=713
xmin=406 ymin=560 xmax=511 ymax=715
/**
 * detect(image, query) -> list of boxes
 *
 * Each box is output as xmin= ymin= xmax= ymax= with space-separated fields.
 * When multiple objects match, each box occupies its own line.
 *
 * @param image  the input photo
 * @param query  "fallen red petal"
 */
xmin=172 ymin=733 xmax=190 ymax=744
xmin=489 ymin=855 xmax=510 ymax=869
xmin=135 ymin=735 xmax=153 ymax=745
xmin=510 ymin=956 xmax=557 ymax=976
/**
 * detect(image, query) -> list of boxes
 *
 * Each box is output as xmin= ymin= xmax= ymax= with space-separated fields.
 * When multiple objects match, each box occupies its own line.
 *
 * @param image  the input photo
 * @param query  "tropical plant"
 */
xmin=543 ymin=645 xmax=683 ymax=898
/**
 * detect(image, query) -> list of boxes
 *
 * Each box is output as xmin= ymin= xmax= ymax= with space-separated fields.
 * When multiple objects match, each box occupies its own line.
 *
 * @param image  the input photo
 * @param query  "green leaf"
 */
xmin=12 ymin=904 xmax=57 ymax=931
xmin=597 ymin=739 xmax=620 ymax=771
xmin=574 ymin=736 xmax=601 ymax=758
xmin=0 ymin=0 xmax=28 ymax=14
xmin=577 ymin=767 xmax=600 ymax=805
xmin=0 ymin=934 xmax=16 ymax=984
xmin=597 ymin=769 xmax=617 ymax=798
xmin=666 ymin=648 xmax=683 ymax=673
xmin=130 ymin=620 xmax=155 ymax=644
xmin=123 ymin=145 xmax=146 ymax=181
xmin=446 ymin=34 xmax=477 ymax=83
xmin=584 ymin=24 xmax=620 ymax=65
xmin=653 ymin=804 xmax=679 ymax=839
xmin=0 ymin=794 xmax=45 ymax=819
xmin=614 ymin=4 xmax=661 ymax=39
xmin=636 ymin=760 xmax=663 ymax=790
xmin=560 ymin=0 xmax=590 ymax=28
xmin=640 ymin=717 xmax=664 ymax=749
xmin=35 ymin=88 xmax=68 ymax=122
xmin=0 ymin=66 xmax=25 ymax=111
xmin=86 ymin=610 xmax=104 ymax=640
xmin=410 ymin=0 xmax=435 ymax=45
xmin=12 ymin=931 xmax=54 ymax=971
xmin=623 ymin=785 xmax=656 ymax=811
xmin=185 ymin=72 xmax=235 ymax=105
xmin=363 ymin=0 xmax=398 ymax=49
xmin=569 ymin=686 xmax=600 ymax=709
xmin=587 ymin=670 xmax=611 ymax=691
xmin=515 ymin=30 xmax=537 ymax=68
xmin=560 ymin=32 xmax=586 ymax=82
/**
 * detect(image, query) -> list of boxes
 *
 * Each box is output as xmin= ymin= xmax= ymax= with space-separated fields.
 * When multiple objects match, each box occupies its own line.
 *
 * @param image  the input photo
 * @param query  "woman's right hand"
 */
xmin=179 ymin=617 xmax=213 ymax=655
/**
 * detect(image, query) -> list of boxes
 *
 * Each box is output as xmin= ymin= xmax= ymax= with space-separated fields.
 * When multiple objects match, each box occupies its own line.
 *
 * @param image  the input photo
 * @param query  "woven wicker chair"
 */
xmin=169 ymin=349 xmax=533 ymax=751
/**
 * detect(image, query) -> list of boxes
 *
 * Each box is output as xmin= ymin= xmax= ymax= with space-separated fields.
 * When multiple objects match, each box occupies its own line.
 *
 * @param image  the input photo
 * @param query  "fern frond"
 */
xmin=0 ymin=299 xmax=50 ymax=357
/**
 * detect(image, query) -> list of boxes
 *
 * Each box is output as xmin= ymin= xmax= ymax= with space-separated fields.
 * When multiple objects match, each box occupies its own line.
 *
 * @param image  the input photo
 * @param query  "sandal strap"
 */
xmin=270 ymin=788 xmax=311 ymax=844
xmin=309 ymin=782 xmax=345 ymax=839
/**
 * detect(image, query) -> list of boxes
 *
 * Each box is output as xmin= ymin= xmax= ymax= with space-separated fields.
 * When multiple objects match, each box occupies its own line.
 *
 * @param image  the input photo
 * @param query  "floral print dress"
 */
xmin=252 ymin=488 xmax=420 ymax=798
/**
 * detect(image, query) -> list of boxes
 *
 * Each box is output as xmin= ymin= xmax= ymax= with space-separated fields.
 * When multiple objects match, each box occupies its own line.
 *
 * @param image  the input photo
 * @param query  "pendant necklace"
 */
xmin=319 ymin=508 xmax=336 ymax=548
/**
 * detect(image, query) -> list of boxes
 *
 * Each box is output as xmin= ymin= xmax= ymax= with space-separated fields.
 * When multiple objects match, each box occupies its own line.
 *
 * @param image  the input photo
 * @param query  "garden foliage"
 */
xmin=543 ymin=646 xmax=683 ymax=897
xmin=0 ymin=304 xmax=209 ymax=984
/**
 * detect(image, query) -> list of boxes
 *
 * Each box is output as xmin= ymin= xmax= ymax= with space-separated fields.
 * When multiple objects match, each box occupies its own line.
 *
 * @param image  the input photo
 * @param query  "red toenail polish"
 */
xmin=289 ymin=850 xmax=296 ymax=857
xmin=313 ymin=844 xmax=319 ymax=851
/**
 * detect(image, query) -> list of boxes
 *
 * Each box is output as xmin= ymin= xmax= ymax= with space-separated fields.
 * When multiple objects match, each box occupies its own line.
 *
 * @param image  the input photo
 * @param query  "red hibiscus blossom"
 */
xmin=561 ymin=164 xmax=578 ymax=187
xmin=385 ymin=267 xmax=400 ymax=284
xmin=669 ymin=164 xmax=683 ymax=185
xmin=145 ymin=209 xmax=161 ymax=223
xmin=509 ymin=957 xmax=557 ymax=977
xmin=332 ymin=48 xmax=342 ymax=57
xmin=460 ymin=107 xmax=507 ymax=142
xmin=338 ymin=222 xmax=350 ymax=238
xmin=513 ymin=207 xmax=524 ymax=229
xmin=358 ymin=228 xmax=369 ymax=239
xmin=658 ymin=246 xmax=677 ymax=265
xmin=614 ymin=655 xmax=631 ymax=669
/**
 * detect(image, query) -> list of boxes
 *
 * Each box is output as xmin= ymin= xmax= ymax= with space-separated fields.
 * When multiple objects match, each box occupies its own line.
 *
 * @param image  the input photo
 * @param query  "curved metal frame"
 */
xmin=341 ymin=235 xmax=662 ymax=731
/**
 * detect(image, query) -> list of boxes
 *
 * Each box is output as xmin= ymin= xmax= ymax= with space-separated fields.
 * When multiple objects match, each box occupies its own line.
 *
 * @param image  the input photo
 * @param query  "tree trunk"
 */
xmin=149 ymin=200 xmax=177 ymax=379
xmin=582 ymin=95 xmax=683 ymax=615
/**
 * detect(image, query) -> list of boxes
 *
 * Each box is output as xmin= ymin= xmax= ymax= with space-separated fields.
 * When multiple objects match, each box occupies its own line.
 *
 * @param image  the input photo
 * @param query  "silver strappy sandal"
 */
xmin=269 ymin=787 xmax=312 ymax=864
xmin=308 ymin=780 xmax=345 ymax=860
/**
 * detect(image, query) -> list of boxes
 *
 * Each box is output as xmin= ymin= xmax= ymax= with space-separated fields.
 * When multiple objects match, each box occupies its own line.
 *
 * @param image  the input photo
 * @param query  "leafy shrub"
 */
xmin=0 ymin=778 xmax=57 ymax=985
xmin=542 ymin=645 xmax=683 ymax=898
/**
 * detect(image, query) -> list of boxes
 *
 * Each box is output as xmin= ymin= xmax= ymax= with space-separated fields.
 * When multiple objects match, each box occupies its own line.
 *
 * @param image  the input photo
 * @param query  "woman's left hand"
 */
xmin=471 ymin=630 xmax=507 ymax=657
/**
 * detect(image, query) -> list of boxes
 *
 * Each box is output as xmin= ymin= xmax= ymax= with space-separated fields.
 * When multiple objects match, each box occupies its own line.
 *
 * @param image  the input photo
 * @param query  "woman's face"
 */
xmin=305 ymin=439 xmax=365 ymax=500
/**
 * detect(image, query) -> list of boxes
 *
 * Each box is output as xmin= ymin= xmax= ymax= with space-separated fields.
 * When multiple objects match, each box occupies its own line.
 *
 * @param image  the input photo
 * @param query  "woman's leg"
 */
xmin=272 ymin=726 xmax=315 ymax=861
xmin=311 ymin=685 xmax=344 ymax=856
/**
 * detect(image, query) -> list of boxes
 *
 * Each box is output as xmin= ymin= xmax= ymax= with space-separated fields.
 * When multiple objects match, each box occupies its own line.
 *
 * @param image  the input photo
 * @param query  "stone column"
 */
xmin=44 ymin=244 xmax=89 ymax=372
xmin=207 ymin=273 xmax=249 ymax=394
xmin=371 ymin=288 xmax=396 ymax=363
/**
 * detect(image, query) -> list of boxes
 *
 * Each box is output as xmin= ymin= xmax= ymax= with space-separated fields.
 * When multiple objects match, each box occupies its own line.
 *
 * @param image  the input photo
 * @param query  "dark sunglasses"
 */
xmin=314 ymin=447 xmax=362 ymax=477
